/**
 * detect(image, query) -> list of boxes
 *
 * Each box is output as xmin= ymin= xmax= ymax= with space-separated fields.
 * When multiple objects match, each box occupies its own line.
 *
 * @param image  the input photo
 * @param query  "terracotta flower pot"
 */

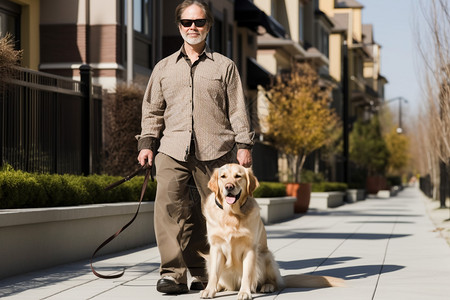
xmin=286 ymin=182 xmax=312 ymax=213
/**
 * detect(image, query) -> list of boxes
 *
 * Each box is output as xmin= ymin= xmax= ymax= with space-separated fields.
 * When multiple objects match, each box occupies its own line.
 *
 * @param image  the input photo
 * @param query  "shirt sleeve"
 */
xmin=225 ymin=62 xmax=255 ymax=148
xmin=135 ymin=62 xmax=166 ymax=151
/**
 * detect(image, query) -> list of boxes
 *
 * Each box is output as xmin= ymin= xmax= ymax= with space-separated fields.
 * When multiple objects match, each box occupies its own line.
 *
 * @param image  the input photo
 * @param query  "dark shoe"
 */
xmin=190 ymin=276 xmax=207 ymax=290
xmin=190 ymin=281 xmax=205 ymax=290
xmin=156 ymin=277 xmax=188 ymax=294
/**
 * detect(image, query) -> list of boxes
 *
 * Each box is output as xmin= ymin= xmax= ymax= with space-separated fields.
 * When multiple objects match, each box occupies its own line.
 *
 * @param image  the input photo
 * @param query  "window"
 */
xmin=313 ymin=0 xmax=319 ymax=10
xmin=237 ymin=33 xmax=243 ymax=72
xmin=210 ymin=18 xmax=223 ymax=54
xmin=299 ymin=3 xmax=304 ymax=43
xmin=124 ymin=0 xmax=152 ymax=37
xmin=133 ymin=0 xmax=142 ymax=32
xmin=321 ymin=27 xmax=329 ymax=57
xmin=0 ymin=1 xmax=21 ymax=48
xmin=123 ymin=0 xmax=153 ymax=69
xmin=227 ymin=25 xmax=233 ymax=59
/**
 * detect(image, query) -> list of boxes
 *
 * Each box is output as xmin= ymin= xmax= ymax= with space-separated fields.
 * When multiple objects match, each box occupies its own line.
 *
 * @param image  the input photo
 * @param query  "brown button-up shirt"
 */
xmin=136 ymin=45 xmax=254 ymax=162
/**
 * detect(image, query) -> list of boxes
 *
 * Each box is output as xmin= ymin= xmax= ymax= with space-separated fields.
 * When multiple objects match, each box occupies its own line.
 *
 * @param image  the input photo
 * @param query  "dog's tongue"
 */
xmin=225 ymin=195 xmax=237 ymax=204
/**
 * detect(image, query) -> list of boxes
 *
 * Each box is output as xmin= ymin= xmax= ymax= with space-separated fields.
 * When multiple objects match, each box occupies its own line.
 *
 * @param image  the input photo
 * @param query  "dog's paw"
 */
xmin=260 ymin=283 xmax=275 ymax=293
xmin=237 ymin=290 xmax=252 ymax=300
xmin=200 ymin=288 xmax=216 ymax=299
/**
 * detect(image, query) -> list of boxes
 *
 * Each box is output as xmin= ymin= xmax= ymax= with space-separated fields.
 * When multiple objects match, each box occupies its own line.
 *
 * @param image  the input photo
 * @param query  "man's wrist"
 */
xmin=236 ymin=143 xmax=252 ymax=150
xmin=138 ymin=137 xmax=158 ymax=152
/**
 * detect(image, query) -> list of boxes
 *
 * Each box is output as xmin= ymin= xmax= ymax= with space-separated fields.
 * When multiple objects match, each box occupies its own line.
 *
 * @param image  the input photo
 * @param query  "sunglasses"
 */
xmin=179 ymin=19 xmax=207 ymax=27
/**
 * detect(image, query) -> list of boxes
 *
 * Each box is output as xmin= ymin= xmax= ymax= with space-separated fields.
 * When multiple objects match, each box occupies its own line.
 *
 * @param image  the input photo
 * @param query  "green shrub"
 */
xmin=312 ymin=182 xmax=347 ymax=192
xmin=300 ymin=169 xmax=325 ymax=183
xmin=253 ymin=182 xmax=287 ymax=198
xmin=387 ymin=176 xmax=402 ymax=187
xmin=0 ymin=169 xmax=47 ymax=208
xmin=0 ymin=167 xmax=156 ymax=209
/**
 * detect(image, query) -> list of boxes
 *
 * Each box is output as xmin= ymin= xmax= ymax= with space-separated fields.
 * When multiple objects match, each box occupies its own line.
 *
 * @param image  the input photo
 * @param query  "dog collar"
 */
xmin=215 ymin=198 xmax=224 ymax=210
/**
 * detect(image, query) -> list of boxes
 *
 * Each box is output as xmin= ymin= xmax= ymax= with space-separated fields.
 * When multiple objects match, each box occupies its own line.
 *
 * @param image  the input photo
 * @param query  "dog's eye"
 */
xmin=220 ymin=174 xmax=226 ymax=178
xmin=235 ymin=174 xmax=242 ymax=178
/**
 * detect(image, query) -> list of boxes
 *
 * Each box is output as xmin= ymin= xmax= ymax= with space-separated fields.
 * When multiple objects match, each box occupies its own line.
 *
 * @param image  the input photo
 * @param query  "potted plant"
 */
xmin=265 ymin=63 xmax=340 ymax=213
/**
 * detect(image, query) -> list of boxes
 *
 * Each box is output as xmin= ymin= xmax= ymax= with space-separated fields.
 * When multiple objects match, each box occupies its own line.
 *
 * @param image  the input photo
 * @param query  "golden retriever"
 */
xmin=200 ymin=163 xmax=344 ymax=300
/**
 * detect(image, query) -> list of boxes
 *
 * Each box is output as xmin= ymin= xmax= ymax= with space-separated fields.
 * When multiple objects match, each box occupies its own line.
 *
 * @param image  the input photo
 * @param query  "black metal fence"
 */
xmin=419 ymin=174 xmax=433 ymax=198
xmin=0 ymin=65 xmax=102 ymax=175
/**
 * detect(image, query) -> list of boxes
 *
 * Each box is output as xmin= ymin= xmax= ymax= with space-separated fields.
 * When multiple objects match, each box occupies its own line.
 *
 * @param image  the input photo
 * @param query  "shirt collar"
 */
xmin=176 ymin=43 xmax=214 ymax=62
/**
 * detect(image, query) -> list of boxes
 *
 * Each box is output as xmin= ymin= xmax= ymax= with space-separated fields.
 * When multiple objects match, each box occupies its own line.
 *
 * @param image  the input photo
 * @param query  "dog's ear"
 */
xmin=245 ymin=168 xmax=259 ymax=196
xmin=208 ymin=168 xmax=220 ymax=195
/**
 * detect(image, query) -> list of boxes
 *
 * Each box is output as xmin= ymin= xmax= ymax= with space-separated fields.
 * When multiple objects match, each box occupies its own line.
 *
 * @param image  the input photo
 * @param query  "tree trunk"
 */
xmin=296 ymin=154 xmax=307 ymax=183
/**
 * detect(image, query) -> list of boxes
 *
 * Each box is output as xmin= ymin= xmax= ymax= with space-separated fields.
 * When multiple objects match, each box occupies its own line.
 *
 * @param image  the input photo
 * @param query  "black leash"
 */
xmin=90 ymin=163 xmax=153 ymax=279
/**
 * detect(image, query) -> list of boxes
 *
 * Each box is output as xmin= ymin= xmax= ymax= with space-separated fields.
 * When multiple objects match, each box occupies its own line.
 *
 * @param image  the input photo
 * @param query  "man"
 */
xmin=136 ymin=0 xmax=254 ymax=295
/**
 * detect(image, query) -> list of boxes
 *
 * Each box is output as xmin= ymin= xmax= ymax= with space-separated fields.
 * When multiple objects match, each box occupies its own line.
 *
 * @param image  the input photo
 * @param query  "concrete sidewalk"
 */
xmin=1 ymin=187 xmax=450 ymax=299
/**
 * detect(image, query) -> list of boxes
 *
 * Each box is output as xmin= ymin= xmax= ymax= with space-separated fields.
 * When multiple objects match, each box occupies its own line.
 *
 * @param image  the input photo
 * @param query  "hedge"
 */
xmin=311 ymin=182 xmax=348 ymax=192
xmin=253 ymin=182 xmax=287 ymax=198
xmin=387 ymin=176 xmax=402 ymax=187
xmin=0 ymin=166 xmax=156 ymax=209
xmin=0 ymin=167 xmax=290 ymax=209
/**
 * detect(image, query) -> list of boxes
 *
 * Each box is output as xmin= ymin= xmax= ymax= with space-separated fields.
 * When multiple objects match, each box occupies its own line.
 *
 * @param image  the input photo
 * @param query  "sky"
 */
xmin=357 ymin=0 xmax=428 ymax=116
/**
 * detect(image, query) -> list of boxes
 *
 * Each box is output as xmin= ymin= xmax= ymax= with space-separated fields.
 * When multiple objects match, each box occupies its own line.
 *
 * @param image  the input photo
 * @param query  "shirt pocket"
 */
xmin=196 ymin=72 xmax=224 ymax=101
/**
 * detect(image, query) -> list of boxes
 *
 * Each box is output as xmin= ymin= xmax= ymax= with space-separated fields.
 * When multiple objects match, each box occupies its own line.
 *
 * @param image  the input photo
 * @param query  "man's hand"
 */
xmin=138 ymin=149 xmax=154 ymax=167
xmin=237 ymin=149 xmax=252 ymax=168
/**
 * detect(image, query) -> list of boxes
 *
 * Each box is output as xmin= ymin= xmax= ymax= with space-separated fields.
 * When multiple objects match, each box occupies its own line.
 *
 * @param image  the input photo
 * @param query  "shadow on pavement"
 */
xmin=0 ymin=261 xmax=160 ymax=298
xmin=278 ymin=256 xmax=359 ymax=270
xmin=267 ymin=230 xmax=410 ymax=240
xmin=311 ymin=264 xmax=405 ymax=280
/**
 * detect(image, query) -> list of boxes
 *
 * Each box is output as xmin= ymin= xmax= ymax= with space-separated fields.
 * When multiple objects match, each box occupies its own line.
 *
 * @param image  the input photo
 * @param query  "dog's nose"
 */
xmin=225 ymin=183 xmax=234 ymax=191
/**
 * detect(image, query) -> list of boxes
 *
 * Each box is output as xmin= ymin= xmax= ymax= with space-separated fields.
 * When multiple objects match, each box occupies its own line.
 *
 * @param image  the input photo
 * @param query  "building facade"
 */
xmin=1 ymin=0 xmax=387 ymax=182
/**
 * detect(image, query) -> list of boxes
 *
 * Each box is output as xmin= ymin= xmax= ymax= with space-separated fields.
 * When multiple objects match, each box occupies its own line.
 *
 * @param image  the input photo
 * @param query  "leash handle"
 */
xmin=104 ymin=163 xmax=153 ymax=191
xmin=90 ymin=164 xmax=152 ymax=279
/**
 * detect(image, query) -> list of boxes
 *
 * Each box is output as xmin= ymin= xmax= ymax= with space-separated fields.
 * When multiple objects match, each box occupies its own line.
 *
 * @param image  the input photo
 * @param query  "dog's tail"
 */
xmin=282 ymin=274 xmax=345 ymax=289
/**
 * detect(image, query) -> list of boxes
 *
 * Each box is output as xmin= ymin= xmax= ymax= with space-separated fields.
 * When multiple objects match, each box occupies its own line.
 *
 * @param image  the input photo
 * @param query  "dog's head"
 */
xmin=208 ymin=164 xmax=259 ymax=208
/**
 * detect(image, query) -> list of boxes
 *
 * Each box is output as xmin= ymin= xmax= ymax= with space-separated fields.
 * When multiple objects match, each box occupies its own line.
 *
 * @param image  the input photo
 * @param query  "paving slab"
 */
xmin=1 ymin=187 xmax=450 ymax=299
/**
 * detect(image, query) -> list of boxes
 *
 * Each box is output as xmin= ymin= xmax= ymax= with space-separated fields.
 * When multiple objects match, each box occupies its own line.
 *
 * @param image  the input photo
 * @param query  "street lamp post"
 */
xmin=385 ymin=96 xmax=408 ymax=134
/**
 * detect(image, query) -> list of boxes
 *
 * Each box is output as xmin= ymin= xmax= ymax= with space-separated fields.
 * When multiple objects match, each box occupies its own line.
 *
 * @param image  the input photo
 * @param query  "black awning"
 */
xmin=235 ymin=0 xmax=286 ymax=39
xmin=247 ymin=57 xmax=273 ymax=89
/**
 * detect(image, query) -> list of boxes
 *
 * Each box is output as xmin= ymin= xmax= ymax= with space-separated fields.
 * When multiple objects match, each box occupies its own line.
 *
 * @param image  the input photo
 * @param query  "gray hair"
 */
xmin=175 ymin=0 xmax=214 ymax=28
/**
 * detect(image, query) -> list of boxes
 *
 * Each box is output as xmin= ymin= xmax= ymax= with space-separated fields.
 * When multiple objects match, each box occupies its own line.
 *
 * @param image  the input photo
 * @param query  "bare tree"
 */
xmin=414 ymin=0 xmax=450 ymax=203
xmin=103 ymin=84 xmax=144 ymax=176
xmin=0 ymin=33 xmax=22 ymax=87
xmin=416 ymin=0 xmax=450 ymax=161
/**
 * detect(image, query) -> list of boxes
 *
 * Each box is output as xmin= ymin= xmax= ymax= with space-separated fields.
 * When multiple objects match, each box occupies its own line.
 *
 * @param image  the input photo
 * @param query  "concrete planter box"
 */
xmin=0 ymin=196 xmax=298 ymax=279
xmin=310 ymin=192 xmax=345 ymax=210
xmin=346 ymin=189 xmax=366 ymax=203
xmin=377 ymin=190 xmax=391 ymax=198
xmin=256 ymin=196 xmax=296 ymax=224
xmin=390 ymin=185 xmax=402 ymax=196
xmin=0 ymin=202 xmax=155 ymax=280
xmin=377 ymin=186 xmax=403 ymax=198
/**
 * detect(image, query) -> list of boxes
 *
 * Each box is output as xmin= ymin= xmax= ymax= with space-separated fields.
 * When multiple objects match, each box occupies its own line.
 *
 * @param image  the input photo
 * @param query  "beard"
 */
xmin=180 ymin=29 xmax=208 ymax=45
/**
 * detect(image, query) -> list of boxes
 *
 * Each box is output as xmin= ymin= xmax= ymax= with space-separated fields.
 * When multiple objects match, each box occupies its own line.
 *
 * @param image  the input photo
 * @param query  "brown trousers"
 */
xmin=154 ymin=149 xmax=237 ymax=284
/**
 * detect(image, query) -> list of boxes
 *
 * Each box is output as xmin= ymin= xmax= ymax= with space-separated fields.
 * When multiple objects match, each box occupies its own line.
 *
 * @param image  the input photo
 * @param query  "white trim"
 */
xmin=39 ymin=62 xmax=125 ymax=71
xmin=71 ymin=76 xmax=122 ymax=92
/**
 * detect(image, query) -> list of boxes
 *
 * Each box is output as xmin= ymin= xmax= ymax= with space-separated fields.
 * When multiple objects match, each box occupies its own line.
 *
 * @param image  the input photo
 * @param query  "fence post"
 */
xmin=439 ymin=161 xmax=448 ymax=208
xmin=80 ymin=65 xmax=93 ymax=175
